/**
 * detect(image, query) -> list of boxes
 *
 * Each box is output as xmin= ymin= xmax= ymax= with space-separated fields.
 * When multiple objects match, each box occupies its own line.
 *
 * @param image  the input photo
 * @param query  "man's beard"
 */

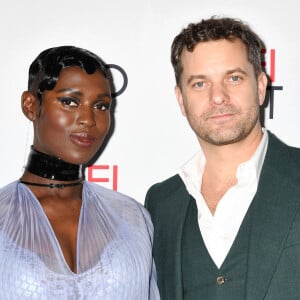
xmin=186 ymin=100 xmax=261 ymax=146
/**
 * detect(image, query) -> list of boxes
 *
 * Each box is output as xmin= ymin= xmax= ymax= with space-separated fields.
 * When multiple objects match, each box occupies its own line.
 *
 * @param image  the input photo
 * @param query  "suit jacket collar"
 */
xmin=169 ymin=132 xmax=300 ymax=299
xmin=146 ymin=175 xmax=192 ymax=300
xmin=168 ymin=182 xmax=192 ymax=300
xmin=245 ymin=131 xmax=300 ymax=299
xmin=149 ymin=131 xmax=300 ymax=300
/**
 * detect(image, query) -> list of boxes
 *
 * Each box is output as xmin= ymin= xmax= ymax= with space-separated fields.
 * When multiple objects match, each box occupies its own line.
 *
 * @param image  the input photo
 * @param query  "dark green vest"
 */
xmin=182 ymin=197 xmax=253 ymax=299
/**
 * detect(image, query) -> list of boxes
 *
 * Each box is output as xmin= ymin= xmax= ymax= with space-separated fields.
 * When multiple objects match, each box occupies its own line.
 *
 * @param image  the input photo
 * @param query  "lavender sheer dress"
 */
xmin=0 ymin=181 xmax=159 ymax=299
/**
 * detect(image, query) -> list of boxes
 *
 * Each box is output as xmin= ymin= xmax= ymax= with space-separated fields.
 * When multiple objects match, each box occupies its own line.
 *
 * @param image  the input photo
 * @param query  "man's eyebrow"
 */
xmin=226 ymin=68 xmax=248 ymax=75
xmin=187 ymin=74 xmax=206 ymax=84
xmin=186 ymin=68 xmax=248 ymax=85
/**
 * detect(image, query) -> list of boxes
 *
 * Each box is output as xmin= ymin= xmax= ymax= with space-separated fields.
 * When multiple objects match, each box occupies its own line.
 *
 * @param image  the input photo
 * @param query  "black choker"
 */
xmin=24 ymin=147 xmax=83 ymax=181
xmin=19 ymin=180 xmax=83 ymax=189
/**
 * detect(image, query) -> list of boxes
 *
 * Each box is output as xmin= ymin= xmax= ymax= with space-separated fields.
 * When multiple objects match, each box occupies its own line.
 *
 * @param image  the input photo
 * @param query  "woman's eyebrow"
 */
xmin=56 ymin=88 xmax=83 ymax=96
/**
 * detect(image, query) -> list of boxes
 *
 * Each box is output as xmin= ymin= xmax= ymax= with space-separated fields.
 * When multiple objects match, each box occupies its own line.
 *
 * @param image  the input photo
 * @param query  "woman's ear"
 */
xmin=21 ymin=91 xmax=40 ymax=121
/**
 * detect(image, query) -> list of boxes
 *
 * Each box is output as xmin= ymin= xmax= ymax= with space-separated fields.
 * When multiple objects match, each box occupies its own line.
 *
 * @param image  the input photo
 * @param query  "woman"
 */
xmin=0 ymin=46 xmax=159 ymax=299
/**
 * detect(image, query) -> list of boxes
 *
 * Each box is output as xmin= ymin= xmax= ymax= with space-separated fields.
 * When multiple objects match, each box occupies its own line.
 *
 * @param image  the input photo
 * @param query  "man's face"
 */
xmin=175 ymin=38 xmax=267 ymax=146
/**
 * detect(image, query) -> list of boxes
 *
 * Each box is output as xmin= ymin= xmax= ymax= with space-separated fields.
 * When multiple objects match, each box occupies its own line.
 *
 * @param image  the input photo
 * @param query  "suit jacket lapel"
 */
xmin=246 ymin=133 xmax=300 ymax=299
xmin=146 ymin=175 xmax=192 ymax=300
xmin=167 ymin=182 xmax=193 ymax=300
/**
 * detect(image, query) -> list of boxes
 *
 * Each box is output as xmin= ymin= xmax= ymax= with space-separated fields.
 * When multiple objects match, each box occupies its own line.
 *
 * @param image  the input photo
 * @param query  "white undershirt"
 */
xmin=179 ymin=129 xmax=268 ymax=268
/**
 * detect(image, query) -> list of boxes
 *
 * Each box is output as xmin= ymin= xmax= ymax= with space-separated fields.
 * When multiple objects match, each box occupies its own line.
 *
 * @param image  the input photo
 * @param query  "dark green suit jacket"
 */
xmin=145 ymin=132 xmax=300 ymax=299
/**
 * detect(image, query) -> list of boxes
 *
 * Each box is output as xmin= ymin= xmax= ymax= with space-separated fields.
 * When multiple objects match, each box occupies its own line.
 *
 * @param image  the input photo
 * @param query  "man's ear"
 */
xmin=257 ymin=72 xmax=268 ymax=106
xmin=175 ymin=85 xmax=187 ymax=117
xmin=21 ymin=91 xmax=40 ymax=121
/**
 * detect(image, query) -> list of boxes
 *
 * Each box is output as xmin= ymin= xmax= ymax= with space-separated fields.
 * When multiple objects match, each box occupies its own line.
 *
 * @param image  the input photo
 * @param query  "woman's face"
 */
xmin=32 ymin=66 xmax=112 ymax=165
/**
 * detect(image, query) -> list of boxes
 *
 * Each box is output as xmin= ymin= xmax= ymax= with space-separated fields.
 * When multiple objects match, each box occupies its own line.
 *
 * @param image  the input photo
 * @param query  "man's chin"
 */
xmin=201 ymin=131 xmax=245 ymax=146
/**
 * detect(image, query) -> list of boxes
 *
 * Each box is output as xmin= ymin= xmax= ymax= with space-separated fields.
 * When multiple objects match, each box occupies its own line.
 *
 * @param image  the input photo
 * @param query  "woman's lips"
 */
xmin=70 ymin=133 xmax=96 ymax=147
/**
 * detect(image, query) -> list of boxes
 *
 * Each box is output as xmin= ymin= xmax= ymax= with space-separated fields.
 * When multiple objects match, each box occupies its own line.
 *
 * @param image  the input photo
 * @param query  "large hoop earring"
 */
xmin=107 ymin=64 xmax=128 ymax=97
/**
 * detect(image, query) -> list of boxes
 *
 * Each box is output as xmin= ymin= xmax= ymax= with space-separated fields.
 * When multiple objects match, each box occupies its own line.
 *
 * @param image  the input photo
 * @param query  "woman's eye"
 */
xmin=95 ymin=102 xmax=111 ymax=111
xmin=58 ymin=97 xmax=78 ymax=107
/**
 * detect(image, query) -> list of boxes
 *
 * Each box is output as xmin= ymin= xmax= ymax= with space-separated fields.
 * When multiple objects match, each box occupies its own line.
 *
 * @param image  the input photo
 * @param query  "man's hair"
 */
xmin=171 ymin=17 xmax=265 ymax=85
xmin=28 ymin=46 xmax=111 ymax=102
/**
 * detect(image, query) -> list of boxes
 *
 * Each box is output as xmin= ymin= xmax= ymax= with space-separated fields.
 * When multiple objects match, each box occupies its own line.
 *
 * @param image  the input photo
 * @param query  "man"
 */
xmin=145 ymin=17 xmax=300 ymax=300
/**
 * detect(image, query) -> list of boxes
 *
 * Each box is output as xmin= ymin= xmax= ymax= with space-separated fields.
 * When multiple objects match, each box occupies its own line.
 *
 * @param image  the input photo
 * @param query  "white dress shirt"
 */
xmin=179 ymin=129 xmax=268 ymax=268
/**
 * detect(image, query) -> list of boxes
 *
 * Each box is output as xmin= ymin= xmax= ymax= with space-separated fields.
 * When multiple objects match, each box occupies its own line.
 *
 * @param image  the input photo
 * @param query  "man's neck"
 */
xmin=200 ymin=127 xmax=263 ymax=176
xmin=199 ymin=127 xmax=264 ymax=214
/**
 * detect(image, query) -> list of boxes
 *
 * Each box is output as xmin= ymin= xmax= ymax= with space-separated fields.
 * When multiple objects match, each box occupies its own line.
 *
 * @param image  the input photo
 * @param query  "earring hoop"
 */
xmin=107 ymin=64 xmax=128 ymax=97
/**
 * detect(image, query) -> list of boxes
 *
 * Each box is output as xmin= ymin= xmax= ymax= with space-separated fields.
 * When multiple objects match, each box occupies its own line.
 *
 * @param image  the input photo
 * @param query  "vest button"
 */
xmin=216 ymin=276 xmax=226 ymax=285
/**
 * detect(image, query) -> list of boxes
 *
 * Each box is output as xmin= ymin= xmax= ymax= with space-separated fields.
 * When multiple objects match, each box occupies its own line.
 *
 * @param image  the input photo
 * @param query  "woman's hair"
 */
xmin=171 ymin=17 xmax=265 ymax=85
xmin=28 ymin=46 xmax=111 ymax=102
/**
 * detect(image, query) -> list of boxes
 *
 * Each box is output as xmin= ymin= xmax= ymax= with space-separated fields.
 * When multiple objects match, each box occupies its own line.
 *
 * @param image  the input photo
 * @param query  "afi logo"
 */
xmin=88 ymin=165 xmax=118 ymax=191
xmin=261 ymin=49 xmax=283 ymax=119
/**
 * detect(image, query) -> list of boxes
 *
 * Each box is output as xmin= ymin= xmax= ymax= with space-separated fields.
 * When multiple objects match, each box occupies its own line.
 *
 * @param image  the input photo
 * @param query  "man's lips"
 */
xmin=209 ymin=113 xmax=235 ymax=119
xmin=205 ymin=111 xmax=237 ymax=124
xmin=70 ymin=133 xmax=96 ymax=147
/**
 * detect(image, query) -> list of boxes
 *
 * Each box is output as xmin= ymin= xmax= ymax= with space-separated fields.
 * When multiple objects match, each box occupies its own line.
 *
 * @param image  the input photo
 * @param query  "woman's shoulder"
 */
xmin=0 ymin=181 xmax=19 ymax=196
xmin=84 ymin=181 xmax=152 ymax=224
xmin=84 ymin=181 xmax=140 ymax=205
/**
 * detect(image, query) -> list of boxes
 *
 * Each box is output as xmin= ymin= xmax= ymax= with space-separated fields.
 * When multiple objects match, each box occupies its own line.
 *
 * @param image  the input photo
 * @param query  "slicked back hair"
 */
xmin=28 ymin=46 xmax=111 ymax=102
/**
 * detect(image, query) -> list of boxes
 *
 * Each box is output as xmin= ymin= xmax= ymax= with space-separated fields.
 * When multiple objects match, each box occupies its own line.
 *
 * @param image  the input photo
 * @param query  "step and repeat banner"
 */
xmin=0 ymin=0 xmax=299 ymax=203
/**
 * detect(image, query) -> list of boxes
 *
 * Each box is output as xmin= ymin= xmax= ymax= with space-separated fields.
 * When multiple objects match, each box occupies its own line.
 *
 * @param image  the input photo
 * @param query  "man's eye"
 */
xmin=95 ymin=103 xmax=111 ymax=111
xmin=193 ymin=81 xmax=205 ymax=88
xmin=230 ymin=76 xmax=241 ymax=82
xmin=58 ymin=97 xmax=78 ymax=106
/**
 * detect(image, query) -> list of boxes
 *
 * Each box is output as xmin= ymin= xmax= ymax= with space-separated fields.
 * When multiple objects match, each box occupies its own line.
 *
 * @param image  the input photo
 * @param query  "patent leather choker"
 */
xmin=24 ymin=147 xmax=83 ymax=181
